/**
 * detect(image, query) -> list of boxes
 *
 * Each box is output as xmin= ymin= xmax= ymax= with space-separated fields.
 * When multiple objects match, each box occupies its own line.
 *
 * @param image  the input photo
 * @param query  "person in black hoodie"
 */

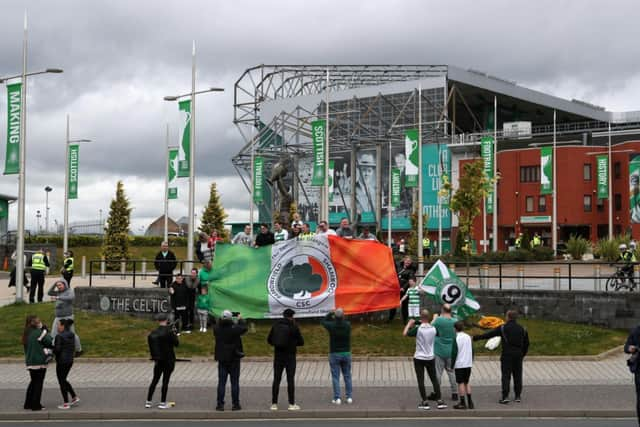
xmin=267 ymin=308 xmax=304 ymax=411
xmin=213 ymin=310 xmax=248 ymax=411
xmin=53 ymin=319 xmax=79 ymax=409
xmin=254 ymin=224 xmax=275 ymax=247
xmin=473 ymin=310 xmax=529 ymax=404
xmin=154 ymin=242 xmax=177 ymax=289
xmin=146 ymin=313 xmax=179 ymax=409
xmin=169 ymin=274 xmax=190 ymax=334
xmin=624 ymin=324 xmax=640 ymax=426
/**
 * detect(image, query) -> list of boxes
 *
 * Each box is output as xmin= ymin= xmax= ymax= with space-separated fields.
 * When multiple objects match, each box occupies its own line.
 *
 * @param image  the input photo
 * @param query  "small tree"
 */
xmin=442 ymin=159 xmax=495 ymax=283
xmin=199 ymin=182 xmax=229 ymax=240
xmin=407 ymin=204 xmax=429 ymax=258
xmin=101 ymin=181 xmax=132 ymax=269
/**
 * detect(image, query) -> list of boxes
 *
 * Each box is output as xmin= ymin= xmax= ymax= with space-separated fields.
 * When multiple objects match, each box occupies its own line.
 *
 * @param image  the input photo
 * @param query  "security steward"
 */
xmin=423 ymin=236 xmax=431 ymax=258
xmin=61 ymin=250 xmax=74 ymax=286
xmin=28 ymin=248 xmax=50 ymax=304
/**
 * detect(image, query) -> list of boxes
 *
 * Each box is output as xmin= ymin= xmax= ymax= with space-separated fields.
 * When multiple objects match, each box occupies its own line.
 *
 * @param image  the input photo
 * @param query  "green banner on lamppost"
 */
xmin=481 ymin=136 xmax=494 ymax=213
xmin=4 ymin=82 xmax=21 ymax=175
xmin=68 ymin=144 xmax=79 ymax=199
xmin=596 ymin=155 xmax=608 ymax=199
xmin=540 ymin=147 xmax=553 ymax=195
xmin=311 ymin=120 xmax=325 ymax=186
xmin=391 ymin=167 xmax=401 ymax=208
xmin=178 ymin=99 xmax=191 ymax=178
xmin=328 ymin=160 xmax=335 ymax=202
xmin=0 ymin=199 xmax=7 ymax=219
xmin=168 ymin=148 xmax=178 ymax=200
xmin=253 ymin=156 xmax=264 ymax=204
xmin=405 ymin=129 xmax=419 ymax=187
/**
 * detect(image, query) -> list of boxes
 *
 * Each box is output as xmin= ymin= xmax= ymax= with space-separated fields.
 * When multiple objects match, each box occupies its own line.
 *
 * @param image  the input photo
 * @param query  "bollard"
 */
xmin=517 ymin=265 xmax=524 ymax=290
xmin=141 ymin=258 xmax=147 ymax=278
xmin=553 ymin=267 xmax=561 ymax=291
xmin=81 ymin=256 xmax=86 ymax=279
xmin=480 ymin=264 xmax=489 ymax=289
xmin=120 ymin=258 xmax=126 ymax=280
xmin=100 ymin=257 xmax=106 ymax=279
xmin=635 ymin=265 xmax=640 ymax=292
xmin=594 ymin=264 xmax=601 ymax=292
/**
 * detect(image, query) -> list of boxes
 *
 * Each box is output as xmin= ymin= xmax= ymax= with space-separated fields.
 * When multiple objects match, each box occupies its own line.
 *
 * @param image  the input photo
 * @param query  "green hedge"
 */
xmin=25 ymin=235 xmax=188 ymax=248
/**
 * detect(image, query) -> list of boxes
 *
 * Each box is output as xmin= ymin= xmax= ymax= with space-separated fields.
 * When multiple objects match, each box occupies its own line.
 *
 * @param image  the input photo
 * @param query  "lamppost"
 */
xmin=44 ymin=186 xmax=52 ymax=234
xmin=63 ymin=114 xmax=91 ymax=252
xmin=36 ymin=210 xmax=41 ymax=234
xmin=163 ymin=42 xmax=223 ymax=268
xmin=0 ymin=14 xmax=63 ymax=302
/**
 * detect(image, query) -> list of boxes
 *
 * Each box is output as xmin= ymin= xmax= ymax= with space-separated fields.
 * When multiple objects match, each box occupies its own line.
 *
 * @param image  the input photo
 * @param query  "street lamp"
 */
xmin=63 ymin=114 xmax=92 ymax=253
xmin=44 ymin=186 xmax=52 ymax=234
xmin=1 ymin=15 xmax=63 ymax=302
xmin=163 ymin=41 xmax=224 ymax=269
xmin=36 ymin=210 xmax=41 ymax=234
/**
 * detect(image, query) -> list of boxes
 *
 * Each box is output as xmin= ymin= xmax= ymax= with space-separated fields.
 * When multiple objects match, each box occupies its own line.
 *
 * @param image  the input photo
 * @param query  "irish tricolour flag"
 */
xmin=208 ymin=235 xmax=400 ymax=318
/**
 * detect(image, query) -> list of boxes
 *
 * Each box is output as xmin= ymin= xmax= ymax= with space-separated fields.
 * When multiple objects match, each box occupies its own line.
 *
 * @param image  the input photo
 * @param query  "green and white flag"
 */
xmin=68 ymin=144 xmax=79 ymax=199
xmin=418 ymin=260 xmax=480 ymax=319
xmin=177 ymin=99 xmax=191 ymax=178
xmin=4 ymin=82 xmax=21 ymax=175
xmin=311 ymin=120 xmax=325 ymax=186
xmin=167 ymin=148 xmax=178 ymax=200
xmin=391 ymin=167 xmax=401 ymax=208
xmin=253 ymin=156 xmax=264 ymax=203
xmin=540 ymin=146 xmax=553 ymax=195
xmin=596 ymin=155 xmax=608 ymax=199
xmin=481 ymin=136 xmax=494 ymax=213
xmin=405 ymin=129 xmax=419 ymax=187
xmin=328 ymin=160 xmax=335 ymax=202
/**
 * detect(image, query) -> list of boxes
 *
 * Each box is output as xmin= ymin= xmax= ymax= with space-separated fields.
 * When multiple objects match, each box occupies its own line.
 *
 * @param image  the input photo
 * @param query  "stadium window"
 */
xmin=538 ymin=196 xmax=546 ymax=212
xmin=615 ymin=193 xmax=622 ymax=211
xmin=520 ymin=166 xmax=539 ymax=183
xmin=583 ymin=195 xmax=592 ymax=212
xmin=615 ymin=162 xmax=621 ymax=179
xmin=526 ymin=196 xmax=534 ymax=212
xmin=597 ymin=197 xmax=604 ymax=212
xmin=583 ymin=164 xmax=592 ymax=181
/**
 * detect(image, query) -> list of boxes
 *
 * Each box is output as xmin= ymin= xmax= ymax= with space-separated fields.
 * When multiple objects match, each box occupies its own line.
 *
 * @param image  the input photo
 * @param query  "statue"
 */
xmin=267 ymin=157 xmax=294 ymax=224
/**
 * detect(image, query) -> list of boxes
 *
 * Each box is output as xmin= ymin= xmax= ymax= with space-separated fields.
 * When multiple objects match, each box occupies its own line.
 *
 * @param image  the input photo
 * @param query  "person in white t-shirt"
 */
xmin=452 ymin=321 xmax=474 ymax=410
xmin=403 ymin=309 xmax=447 ymax=411
xmin=273 ymin=221 xmax=288 ymax=242
xmin=316 ymin=220 xmax=337 ymax=236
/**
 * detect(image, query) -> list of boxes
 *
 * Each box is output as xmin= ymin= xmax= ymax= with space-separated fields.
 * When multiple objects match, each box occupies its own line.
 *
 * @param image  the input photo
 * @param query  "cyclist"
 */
xmin=619 ymin=243 xmax=636 ymax=286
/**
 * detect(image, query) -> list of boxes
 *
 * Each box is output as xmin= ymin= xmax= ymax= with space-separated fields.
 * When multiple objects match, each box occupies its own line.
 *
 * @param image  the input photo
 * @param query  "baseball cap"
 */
xmin=154 ymin=313 xmax=168 ymax=322
xmin=222 ymin=310 xmax=233 ymax=319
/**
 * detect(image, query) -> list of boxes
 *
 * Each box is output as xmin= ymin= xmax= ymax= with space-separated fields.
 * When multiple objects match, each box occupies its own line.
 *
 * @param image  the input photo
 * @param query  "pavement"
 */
xmin=0 ymin=355 xmax=636 ymax=420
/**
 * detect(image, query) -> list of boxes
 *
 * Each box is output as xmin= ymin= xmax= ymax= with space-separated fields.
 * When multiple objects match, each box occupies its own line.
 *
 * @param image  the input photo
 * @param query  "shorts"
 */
xmin=455 ymin=367 xmax=472 ymax=384
xmin=408 ymin=304 xmax=420 ymax=318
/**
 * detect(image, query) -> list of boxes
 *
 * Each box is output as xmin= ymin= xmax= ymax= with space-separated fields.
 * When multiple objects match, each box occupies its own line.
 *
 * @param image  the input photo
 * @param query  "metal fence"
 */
xmin=88 ymin=259 xmax=201 ymax=288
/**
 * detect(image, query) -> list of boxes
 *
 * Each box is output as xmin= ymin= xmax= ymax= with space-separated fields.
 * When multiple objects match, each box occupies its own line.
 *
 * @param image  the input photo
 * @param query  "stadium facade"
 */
xmin=233 ymin=65 xmax=640 ymax=252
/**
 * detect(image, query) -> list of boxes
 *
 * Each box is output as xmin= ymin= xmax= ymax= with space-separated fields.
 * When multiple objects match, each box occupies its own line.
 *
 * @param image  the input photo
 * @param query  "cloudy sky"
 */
xmin=0 ymin=0 xmax=639 ymax=234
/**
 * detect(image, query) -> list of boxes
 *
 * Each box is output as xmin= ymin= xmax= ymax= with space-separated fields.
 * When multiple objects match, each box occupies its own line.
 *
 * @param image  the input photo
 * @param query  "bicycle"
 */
xmin=606 ymin=266 xmax=638 ymax=291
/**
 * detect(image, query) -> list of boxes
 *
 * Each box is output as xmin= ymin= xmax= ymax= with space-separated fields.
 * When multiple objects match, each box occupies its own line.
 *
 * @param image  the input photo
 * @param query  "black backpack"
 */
xmin=271 ymin=322 xmax=291 ymax=348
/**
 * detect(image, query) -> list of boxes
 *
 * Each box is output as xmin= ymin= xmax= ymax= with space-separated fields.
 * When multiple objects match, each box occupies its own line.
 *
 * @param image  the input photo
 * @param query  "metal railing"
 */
xmin=88 ymin=259 xmax=201 ymax=288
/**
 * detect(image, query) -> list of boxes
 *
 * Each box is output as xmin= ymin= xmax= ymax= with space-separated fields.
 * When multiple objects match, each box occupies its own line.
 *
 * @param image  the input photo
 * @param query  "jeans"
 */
xmin=56 ymin=362 xmax=76 ymax=403
xmin=147 ymin=360 xmax=175 ymax=402
xmin=413 ymin=358 xmax=440 ymax=401
xmin=435 ymin=355 xmax=457 ymax=394
xmin=217 ymin=360 xmax=241 ymax=407
xmin=500 ymin=353 xmax=523 ymax=399
xmin=197 ymin=309 xmax=209 ymax=329
xmin=24 ymin=368 xmax=46 ymax=410
xmin=329 ymin=353 xmax=352 ymax=399
xmin=272 ymin=353 xmax=296 ymax=404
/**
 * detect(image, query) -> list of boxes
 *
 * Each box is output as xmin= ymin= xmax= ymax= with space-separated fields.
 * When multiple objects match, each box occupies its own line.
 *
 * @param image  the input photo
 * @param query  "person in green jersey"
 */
xmin=431 ymin=304 xmax=459 ymax=402
xmin=400 ymin=277 xmax=423 ymax=319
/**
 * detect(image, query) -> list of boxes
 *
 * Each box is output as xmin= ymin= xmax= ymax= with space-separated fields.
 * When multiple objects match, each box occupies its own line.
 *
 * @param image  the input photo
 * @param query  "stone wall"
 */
xmin=75 ymin=287 xmax=170 ymax=318
xmin=472 ymin=289 xmax=640 ymax=330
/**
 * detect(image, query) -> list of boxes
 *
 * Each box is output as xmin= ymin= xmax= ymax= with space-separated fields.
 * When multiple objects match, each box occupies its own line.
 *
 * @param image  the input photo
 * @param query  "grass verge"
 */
xmin=1 ymin=303 xmax=628 ymax=358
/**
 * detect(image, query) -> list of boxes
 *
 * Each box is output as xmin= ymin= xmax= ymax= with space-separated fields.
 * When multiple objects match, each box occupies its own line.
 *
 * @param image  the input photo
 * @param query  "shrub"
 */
xmin=595 ymin=235 xmax=630 ymax=262
xmin=566 ymin=234 xmax=589 ymax=261
xmin=530 ymin=246 xmax=554 ymax=261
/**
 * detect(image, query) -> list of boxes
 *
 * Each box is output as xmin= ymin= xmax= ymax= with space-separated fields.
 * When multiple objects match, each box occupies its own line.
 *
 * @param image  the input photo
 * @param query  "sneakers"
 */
xmin=451 ymin=393 xmax=459 ymax=401
xmin=157 ymin=402 xmax=171 ymax=409
xmin=436 ymin=400 xmax=447 ymax=409
xmin=426 ymin=392 xmax=437 ymax=401
xmin=70 ymin=397 xmax=80 ymax=406
xmin=346 ymin=397 xmax=353 ymax=404
xmin=331 ymin=398 xmax=342 ymax=405
xmin=145 ymin=401 xmax=152 ymax=408
xmin=183 ymin=330 xmax=192 ymax=334
xmin=57 ymin=403 xmax=71 ymax=410
xmin=453 ymin=403 xmax=467 ymax=410
xmin=215 ymin=405 xmax=224 ymax=411
xmin=270 ymin=404 xmax=278 ymax=411
xmin=418 ymin=401 xmax=430 ymax=410
xmin=467 ymin=399 xmax=475 ymax=409
xmin=232 ymin=404 xmax=241 ymax=411
xmin=288 ymin=404 xmax=301 ymax=411
xmin=514 ymin=396 xmax=521 ymax=403
xmin=498 ymin=398 xmax=510 ymax=405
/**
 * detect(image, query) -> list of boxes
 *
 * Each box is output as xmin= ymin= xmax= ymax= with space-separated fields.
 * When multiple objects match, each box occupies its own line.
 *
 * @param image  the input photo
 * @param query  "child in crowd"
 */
xmin=196 ymin=286 xmax=211 ymax=333
xmin=400 ymin=277 xmax=422 ymax=319
xmin=452 ymin=321 xmax=474 ymax=409
xmin=169 ymin=274 xmax=190 ymax=334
